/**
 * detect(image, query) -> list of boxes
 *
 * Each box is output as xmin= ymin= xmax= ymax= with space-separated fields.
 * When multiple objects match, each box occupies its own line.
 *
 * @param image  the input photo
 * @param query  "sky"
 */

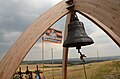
xmin=0 ymin=0 xmax=119 ymax=61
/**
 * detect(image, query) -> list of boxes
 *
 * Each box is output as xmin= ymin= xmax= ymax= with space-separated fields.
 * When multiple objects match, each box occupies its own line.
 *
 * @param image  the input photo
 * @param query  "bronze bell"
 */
xmin=63 ymin=13 xmax=94 ymax=48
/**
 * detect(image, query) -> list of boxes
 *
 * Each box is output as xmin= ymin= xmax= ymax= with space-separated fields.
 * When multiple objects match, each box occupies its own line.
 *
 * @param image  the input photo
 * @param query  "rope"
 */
xmin=78 ymin=49 xmax=88 ymax=79
xmin=82 ymin=61 xmax=88 ymax=79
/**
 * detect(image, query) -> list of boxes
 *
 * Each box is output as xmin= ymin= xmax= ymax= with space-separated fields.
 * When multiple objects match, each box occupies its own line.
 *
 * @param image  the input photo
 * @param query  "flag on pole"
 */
xmin=42 ymin=28 xmax=62 ymax=44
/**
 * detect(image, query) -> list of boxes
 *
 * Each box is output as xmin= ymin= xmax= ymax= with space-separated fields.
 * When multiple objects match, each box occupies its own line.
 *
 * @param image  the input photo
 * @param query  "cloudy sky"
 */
xmin=0 ymin=0 xmax=119 ymax=61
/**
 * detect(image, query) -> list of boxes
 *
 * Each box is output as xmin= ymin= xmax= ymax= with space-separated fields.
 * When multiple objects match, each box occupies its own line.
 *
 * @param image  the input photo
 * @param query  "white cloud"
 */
xmin=0 ymin=0 xmax=120 ymax=61
xmin=49 ymin=0 xmax=63 ymax=6
xmin=0 ymin=0 xmax=54 ymax=60
xmin=24 ymin=42 xmax=63 ymax=61
xmin=4 ymin=31 xmax=21 ymax=42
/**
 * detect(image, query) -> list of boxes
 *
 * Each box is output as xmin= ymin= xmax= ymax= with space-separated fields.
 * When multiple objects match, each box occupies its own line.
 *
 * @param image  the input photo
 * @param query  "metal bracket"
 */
xmin=65 ymin=0 xmax=73 ymax=4
xmin=66 ymin=4 xmax=75 ymax=10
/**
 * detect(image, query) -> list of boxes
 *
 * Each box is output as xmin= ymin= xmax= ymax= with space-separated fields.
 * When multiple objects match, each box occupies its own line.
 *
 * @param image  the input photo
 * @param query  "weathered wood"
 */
xmin=0 ymin=1 xmax=69 ymax=79
xmin=0 ymin=0 xmax=120 ymax=79
xmin=78 ymin=11 xmax=120 ymax=47
xmin=74 ymin=0 xmax=120 ymax=47
xmin=62 ymin=13 xmax=71 ymax=79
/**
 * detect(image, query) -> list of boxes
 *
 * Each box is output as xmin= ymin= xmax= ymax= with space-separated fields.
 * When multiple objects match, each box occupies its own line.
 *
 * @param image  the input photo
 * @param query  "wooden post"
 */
xmin=62 ymin=13 xmax=71 ymax=79
xmin=0 ymin=0 xmax=120 ymax=79
xmin=0 ymin=1 xmax=69 ymax=79
xmin=42 ymin=36 xmax=44 ymax=78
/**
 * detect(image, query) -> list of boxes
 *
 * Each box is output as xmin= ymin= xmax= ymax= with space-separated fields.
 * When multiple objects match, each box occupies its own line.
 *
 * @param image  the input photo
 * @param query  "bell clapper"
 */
xmin=77 ymin=47 xmax=88 ymax=79
xmin=63 ymin=6 xmax=94 ymax=79
xmin=77 ymin=47 xmax=86 ymax=62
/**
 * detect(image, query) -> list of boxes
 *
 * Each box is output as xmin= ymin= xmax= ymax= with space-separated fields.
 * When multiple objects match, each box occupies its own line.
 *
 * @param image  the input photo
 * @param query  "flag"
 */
xmin=42 ymin=28 xmax=62 ymax=44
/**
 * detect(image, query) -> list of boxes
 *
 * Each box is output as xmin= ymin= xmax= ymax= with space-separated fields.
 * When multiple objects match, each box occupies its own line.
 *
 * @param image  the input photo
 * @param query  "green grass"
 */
xmin=17 ymin=60 xmax=120 ymax=79
xmin=92 ymin=60 xmax=120 ymax=79
xmin=66 ymin=60 xmax=120 ymax=79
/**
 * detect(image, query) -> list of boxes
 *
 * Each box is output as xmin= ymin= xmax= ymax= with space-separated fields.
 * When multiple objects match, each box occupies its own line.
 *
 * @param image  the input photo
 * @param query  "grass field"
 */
xmin=15 ymin=60 xmax=120 ymax=79
xmin=66 ymin=60 xmax=120 ymax=79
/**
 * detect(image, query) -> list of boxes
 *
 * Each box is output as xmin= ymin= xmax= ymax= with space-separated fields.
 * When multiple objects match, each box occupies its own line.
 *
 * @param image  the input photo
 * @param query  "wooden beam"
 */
xmin=78 ymin=11 xmax=120 ymax=47
xmin=0 ymin=1 xmax=69 ymax=79
xmin=0 ymin=0 xmax=120 ymax=79
xmin=62 ymin=13 xmax=71 ymax=79
xmin=74 ymin=0 xmax=120 ymax=47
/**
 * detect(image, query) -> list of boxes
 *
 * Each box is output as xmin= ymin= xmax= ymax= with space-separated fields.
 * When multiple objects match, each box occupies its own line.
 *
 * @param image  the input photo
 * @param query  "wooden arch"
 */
xmin=0 ymin=0 xmax=120 ymax=79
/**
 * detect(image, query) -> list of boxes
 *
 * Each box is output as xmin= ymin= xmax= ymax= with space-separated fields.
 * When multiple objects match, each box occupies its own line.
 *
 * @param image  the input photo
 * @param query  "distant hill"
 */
xmin=22 ymin=56 xmax=120 ymax=65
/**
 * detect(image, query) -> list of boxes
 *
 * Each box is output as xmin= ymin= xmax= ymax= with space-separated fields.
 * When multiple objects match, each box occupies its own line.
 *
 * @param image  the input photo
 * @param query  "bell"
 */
xmin=63 ymin=13 xmax=94 ymax=48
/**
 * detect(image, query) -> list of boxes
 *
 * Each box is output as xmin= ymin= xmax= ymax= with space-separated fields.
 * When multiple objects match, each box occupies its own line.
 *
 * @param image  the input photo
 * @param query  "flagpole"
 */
xmin=51 ymin=48 xmax=54 ymax=79
xmin=42 ymin=35 xmax=44 ymax=78
xmin=42 ymin=28 xmax=62 ymax=78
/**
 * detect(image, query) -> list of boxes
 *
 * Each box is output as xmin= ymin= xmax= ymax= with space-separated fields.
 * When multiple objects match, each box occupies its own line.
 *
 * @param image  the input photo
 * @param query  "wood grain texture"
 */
xmin=0 ymin=1 xmax=69 ymax=79
xmin=0 ymin=0 xmax=120 ymax=79
xmin=74 ymin=0 xmax=120 ymax=47
xmin=62 ymin=13 xmax=71 ymax=79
